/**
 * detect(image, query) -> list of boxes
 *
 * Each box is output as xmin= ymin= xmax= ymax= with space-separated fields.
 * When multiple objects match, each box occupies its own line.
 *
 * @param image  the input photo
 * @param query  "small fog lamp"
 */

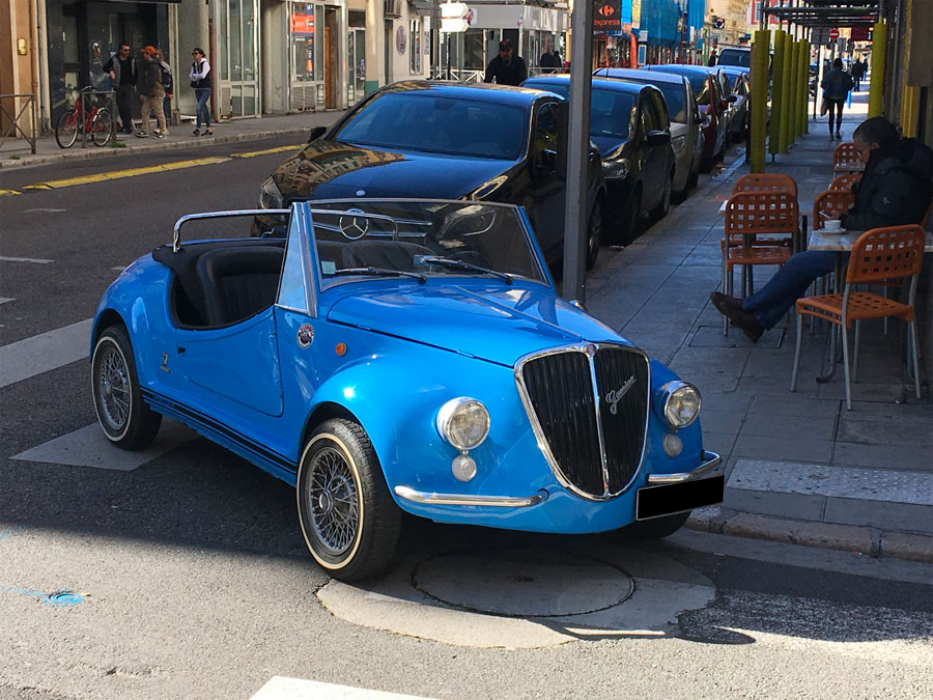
xmin=437 ymin=398 xmax=490 ymax=450
xmin=657 ymin=381 xmax=701 ymax=429
xmin=663 ymin=433 xmax=684 ymax=458
xmin=452 ymin=454 xmax=478 ymax=482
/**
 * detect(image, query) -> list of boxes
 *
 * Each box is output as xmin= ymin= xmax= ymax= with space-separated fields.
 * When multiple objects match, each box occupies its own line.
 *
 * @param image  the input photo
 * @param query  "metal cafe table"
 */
xmin=805 ymin=228 xmax=933 ymax=384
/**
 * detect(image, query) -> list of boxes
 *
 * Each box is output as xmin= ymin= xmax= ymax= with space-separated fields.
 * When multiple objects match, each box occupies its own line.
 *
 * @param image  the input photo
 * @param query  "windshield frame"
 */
xmin=301 ymin=199 xmax=553 ymax=294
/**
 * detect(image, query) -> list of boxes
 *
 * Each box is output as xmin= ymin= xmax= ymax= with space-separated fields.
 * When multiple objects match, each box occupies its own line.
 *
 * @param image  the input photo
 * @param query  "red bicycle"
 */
xmin=56 ymin=86 xmax=114 ymax=148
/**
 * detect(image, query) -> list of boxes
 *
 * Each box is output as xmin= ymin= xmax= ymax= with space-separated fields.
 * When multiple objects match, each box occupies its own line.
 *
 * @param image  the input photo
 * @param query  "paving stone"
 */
xmin=847 ymin=399 xmax=933 ymax=424
xmin=698 ymin=409 xmax=746 ymax=435
xmin=837 ymin=418 xmax=933 ymax=446
xmin=817 ymin=380 xmax=913 ymax=403
xmin=879 ymin=532 xmax=933 ymax=564
xmin=739 ymin=413 xmax=837 ymax=440
xmin=700 ymin=430 xmax=737 ymax=457
xmin=723 ymin=487 xmax=825 ymax=521
xmin=721 ymin=513 xmax=875 ymax=555
xmin=700 ymin=390 xmax=755 ymax=414
xmin=823 ymin=497 xmax=933 ymax=534
xmin=732 ymin=433 xmax=835 ymax=464
xmin=749 ymin=392 xmax=841 ymax=417
xmin=832 ymin=442 xmax=933 ymax=471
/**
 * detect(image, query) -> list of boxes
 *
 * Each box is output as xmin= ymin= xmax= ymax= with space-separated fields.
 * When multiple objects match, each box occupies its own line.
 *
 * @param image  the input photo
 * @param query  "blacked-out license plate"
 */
xmin=636 ymin=475 xmax=725 ymax=520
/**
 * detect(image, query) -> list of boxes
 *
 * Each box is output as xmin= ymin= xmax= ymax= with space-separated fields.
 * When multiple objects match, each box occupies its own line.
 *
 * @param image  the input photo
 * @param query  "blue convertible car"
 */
xmin=91 ymin=200 xmax=722 ymax=581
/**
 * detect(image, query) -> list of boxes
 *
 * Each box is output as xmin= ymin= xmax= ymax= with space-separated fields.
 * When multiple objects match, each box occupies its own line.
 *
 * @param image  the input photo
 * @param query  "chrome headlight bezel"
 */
xmin=654 ymin=381 xmax=701 ymax=429
xmin=259 ymin=176 xmax=284 ymax=209
xmin=436 ymin=397 xmax=491 ymax=451
xmin=601 ymin=158 xmax=630 ymax=180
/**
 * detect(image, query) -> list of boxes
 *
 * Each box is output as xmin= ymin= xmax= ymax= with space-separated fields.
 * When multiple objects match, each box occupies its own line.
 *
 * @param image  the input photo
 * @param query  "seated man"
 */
xmin=711 ymin=116 xmax=933 ymax=341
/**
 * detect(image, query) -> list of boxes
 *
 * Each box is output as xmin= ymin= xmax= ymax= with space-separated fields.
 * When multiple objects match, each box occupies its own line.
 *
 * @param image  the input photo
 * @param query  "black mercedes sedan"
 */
xmin=522 ymin=75 xmax=675 ymax=244
xmin=254 ymin=81 xmax=607 ymax=269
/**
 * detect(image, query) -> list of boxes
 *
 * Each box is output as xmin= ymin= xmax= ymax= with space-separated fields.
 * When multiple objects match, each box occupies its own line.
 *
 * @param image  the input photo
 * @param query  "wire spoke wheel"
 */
xmin=90 ymin=109 xmax=113 ymax=146
xmin=55 ymin=109 xmax=79 ymax=149
xmin=306 ymin=446 xmax=360 ymax=556
xmin=96 ymin=344 xmax=131 ymax=432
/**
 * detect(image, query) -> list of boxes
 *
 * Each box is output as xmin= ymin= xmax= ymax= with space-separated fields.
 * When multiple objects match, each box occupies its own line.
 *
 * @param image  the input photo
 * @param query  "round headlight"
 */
xmin=662 ymin=382 xmax=701 ymax=428
xmin=436 ymin=398 xmax=490 ymax=451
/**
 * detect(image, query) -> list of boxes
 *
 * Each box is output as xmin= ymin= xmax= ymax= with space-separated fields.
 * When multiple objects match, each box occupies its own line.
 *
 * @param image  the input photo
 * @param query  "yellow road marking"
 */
xmin=230 ymin=144 xmax=304 ymax=159
xmin=0 ymin=189 xmax=22 ymax=197
xmin=23 ymin=156 xmax=231 ymax=190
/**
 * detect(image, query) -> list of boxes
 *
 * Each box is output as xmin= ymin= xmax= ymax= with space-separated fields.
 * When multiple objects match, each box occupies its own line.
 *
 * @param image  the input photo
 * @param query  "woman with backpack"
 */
xmin=190 ymin=48 xmax=213 ymax=137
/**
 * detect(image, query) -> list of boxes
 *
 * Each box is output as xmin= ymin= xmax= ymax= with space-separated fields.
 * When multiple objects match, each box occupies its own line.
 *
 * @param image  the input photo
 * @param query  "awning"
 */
xmin=763 ymin=1 xmax=879 ymax=29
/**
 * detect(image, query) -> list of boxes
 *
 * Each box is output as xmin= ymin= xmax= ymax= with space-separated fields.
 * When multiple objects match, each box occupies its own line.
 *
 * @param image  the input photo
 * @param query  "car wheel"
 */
xmin=297 ymin=418 xmax=401 ymax=581
xmin=91 ymin=325 xmax=162 ymax=450
xmin=612 ymin=186 xmax=642 ymax=245
xmin=629 ymin=511 xmax=691 ymax=540
xmin=651 ymin=175 xmax=673 ymax=219
xmin=585 ymin=201 xmax=603 ymax=271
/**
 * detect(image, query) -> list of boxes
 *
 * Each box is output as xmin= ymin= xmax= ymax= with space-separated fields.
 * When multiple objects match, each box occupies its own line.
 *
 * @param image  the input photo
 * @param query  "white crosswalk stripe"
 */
xmin=250 ymin=678 xmax=436 ymax=700
xmin=0 ymin=297 xmax=13 ymax=305
xmin=12 ymin=420 xmax=197 ymax=471
xmin=0 ymin=318 xmax=93 ymax=388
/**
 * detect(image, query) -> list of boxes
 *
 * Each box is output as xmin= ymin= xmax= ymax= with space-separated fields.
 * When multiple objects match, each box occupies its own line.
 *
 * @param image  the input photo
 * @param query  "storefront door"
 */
xmin=217 ymin=0 xmax=259 ymax=118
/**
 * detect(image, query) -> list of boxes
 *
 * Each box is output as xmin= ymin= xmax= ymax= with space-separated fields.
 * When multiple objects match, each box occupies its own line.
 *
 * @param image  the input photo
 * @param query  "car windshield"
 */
xmin=332 ymin=93 xmax=528 ymax=161
xmin=719 ymin=49 xmax=750 ymax=68
xmin=307 ymin=200 xmax=546 ymax=289
xmin=525 ymin=83 xmax=636 ymax=139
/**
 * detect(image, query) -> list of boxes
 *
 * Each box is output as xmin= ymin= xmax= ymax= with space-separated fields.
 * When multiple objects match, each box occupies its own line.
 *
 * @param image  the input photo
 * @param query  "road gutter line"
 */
xmin=231 ymin=144 xmax=304 ymax=159
xmin=22 ymin=156 xmax=232 ymax=190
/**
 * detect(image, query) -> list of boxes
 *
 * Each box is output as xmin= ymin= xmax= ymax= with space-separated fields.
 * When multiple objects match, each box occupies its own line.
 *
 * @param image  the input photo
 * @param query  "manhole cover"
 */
xmin=412 ymin=549 xmax=634 ymax=617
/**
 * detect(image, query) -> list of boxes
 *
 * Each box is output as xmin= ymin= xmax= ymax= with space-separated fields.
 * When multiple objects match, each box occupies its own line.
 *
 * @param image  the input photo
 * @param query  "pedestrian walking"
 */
xmin=710 ymin=117 xmax=933 ymax=342
xmin=821 ymin=58 xmax=854 ymax=140
xmin=155 ymin=49 xmax=173 ymax=136
xmin=103 ymin=44 xmax=137 ymax=134
xmin=851 ymin=58 xmax=865 ymax=92
xmin=190 ymin=48 xmax=213 ymax=136
xmin=137 ymin=46 xmax=167 ymax=139
xmin=539 ymin=43 xmax=561 ymax=73
xmin=707 ymin=49 xmax=718 ymax=67
xmin=484 ymin=40 xmax=527 ymax=86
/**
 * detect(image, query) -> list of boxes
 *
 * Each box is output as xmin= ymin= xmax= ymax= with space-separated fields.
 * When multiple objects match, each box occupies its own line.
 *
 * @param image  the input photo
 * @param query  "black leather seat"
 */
xmin=341 ymin=240 xmax=433 ymax=271
xmin=196 ymin=246 xmax=285 ymax=327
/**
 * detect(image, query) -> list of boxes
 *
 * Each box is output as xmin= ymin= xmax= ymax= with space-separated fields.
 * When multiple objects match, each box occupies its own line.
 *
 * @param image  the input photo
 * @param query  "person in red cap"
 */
xmin=137 ymin=46 xmax=167 ymax=138
xmin=484 ymin=39 xmax=527 ymax=86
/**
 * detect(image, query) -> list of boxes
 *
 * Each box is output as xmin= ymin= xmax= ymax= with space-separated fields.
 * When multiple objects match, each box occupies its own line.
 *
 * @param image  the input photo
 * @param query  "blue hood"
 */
xmin=275 ymin=139 xmax=517 ymax=201
xmin=326 ymin=283 xmax=627 ymax=366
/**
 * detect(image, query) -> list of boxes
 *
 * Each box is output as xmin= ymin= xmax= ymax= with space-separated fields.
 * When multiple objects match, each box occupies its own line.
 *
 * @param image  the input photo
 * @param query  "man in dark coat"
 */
xmin=851 ymin=58 xmax=865 ymax=91
xmin=103 ymin=44 xmax=137 ymax=134
xmin=484 ymin=40 xmax=528 ymax=86
xmin=710 ymin=117 xmax=933 ymax=342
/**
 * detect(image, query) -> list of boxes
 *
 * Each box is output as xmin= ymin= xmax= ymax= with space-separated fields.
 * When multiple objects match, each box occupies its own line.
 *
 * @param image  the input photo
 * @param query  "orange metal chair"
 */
xmin=791 ymin=225 xmax=925 ymax=409
xmin=721 ymin=191 xmax=797 ymax=335
xmin=833 ymin=142 xmax=863 ymax=174
xmin=733 ymin=173 xmax=799 ymax=197
xmin=812 ymin=189 xmax=855 ymax=228
xmin=829 ymin=173 xmax=862 ymax=192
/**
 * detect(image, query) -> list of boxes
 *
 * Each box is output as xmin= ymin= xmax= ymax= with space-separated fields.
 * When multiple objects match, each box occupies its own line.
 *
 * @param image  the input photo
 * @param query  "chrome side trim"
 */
xmin=394 ymin=486 xmax=546 ymax=508
xmin=514 ymin=343 xmax=651 ymax=502
xmin=646 ymin=450 xmax=722 ymax=485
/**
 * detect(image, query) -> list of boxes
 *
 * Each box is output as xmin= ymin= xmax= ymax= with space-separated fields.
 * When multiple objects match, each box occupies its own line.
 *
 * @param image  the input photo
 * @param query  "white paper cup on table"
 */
xmin=824 ymin=219 xmax=842 ymax=232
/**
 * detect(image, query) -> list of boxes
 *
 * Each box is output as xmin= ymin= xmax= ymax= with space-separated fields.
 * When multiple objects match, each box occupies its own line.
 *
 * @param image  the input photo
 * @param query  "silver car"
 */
xmin=594 ymin=67 xmax=704 ymax=198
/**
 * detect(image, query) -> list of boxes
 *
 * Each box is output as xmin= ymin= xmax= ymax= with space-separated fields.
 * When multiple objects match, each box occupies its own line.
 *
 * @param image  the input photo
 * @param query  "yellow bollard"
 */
xmin=781 ymin=38 xmax=795 ymax=151
xmin=750 ymin=30 xmax=770 ymax=173
xmin=796 ymin=40 xmax=806 ymax=138
xmin=801 ymin=40 xmax=810 ymax=135
xmin=869 ymin=22 xmax=886 ymax=118
xmin=769 ymin=30 xmax=786 ymax=157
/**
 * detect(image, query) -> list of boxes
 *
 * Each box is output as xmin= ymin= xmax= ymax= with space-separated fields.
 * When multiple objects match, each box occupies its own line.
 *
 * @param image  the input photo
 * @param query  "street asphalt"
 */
xmin=1 ymin=103 xmax=931 ymax=699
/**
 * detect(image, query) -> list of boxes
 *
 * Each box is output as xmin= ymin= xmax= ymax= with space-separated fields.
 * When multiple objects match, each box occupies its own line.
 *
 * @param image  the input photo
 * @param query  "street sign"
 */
xmin=441 ymin=2 xmax=469 ymax=19
xmin=593 ymin=0 xmax=622 ymax=32
xmin=829 ymin=28 xmax=840 ymax=40
xmin=440 ymin=2 xmax=473 ymax=33
xmin=441 ymin=18 xmax=469 ymax=33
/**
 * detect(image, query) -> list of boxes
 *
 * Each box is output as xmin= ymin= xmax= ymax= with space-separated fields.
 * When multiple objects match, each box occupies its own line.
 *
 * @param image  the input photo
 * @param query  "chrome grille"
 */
xmin=518 ymin=344 xmax=650 ymax=499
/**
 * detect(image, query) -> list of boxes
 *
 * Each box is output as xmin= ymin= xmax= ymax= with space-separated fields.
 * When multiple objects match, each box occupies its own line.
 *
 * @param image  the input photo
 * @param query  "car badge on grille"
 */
xmin=605 ymin=375 xmax=636 ymax=416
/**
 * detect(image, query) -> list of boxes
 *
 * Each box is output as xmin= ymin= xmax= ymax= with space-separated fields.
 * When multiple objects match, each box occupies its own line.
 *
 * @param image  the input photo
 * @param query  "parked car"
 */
xmin=594 ymin=67 xmax=705 ymax=199
xmin=522 ymin=74 xmax=675 ymax=242
xmin=642 ymin=65 xmax=728 ymax=170
xmin=718 ymin=67 xmax=751 ymax=141
xmin=698 ymin=67 xmax=739 ymax=143
xmin=90 ymin=199 xmax=724 ymax=581
xmin=253 ymin=81 xmax=606 ymax=269
xmin=717 ymin=47 xmax=751 ymax=69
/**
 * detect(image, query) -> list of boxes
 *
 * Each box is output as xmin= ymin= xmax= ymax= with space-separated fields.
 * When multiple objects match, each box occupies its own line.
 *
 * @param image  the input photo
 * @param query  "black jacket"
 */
xmin=484 ymin=55 xmax=528 ymax=86
xmin=843 ymin=138 xmax=933 ymax=231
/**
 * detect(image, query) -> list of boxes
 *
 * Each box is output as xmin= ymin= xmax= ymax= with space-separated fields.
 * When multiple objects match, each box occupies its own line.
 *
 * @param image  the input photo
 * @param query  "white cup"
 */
xmin=824 ymin=219 xmax=842 ymax=232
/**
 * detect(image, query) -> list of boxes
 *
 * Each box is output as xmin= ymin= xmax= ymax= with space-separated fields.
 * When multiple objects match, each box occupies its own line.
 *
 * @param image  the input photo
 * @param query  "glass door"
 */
xmin=218 ymin=0 xmax=259 ymax=117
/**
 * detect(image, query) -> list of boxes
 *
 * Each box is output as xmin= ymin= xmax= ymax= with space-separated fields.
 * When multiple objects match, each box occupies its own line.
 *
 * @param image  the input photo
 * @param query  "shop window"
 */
xmin=290 ymin=3 xmax=315 ymax=82
xmin=409 ymin=19 xmax=421 ymax=74
xmin=462 ymin=29 xmax=485 ymax=70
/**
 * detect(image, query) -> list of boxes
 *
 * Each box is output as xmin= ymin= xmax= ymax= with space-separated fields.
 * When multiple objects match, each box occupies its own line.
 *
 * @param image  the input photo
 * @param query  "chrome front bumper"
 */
xmin=645 ymin=450 xmax=722 ymax=485
xmin=394 ymin=451 xmax=721 ymax=508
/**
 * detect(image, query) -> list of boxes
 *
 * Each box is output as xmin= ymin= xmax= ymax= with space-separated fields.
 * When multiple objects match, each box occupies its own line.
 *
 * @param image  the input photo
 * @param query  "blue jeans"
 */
xmin=741 ymin=251 xmax=842 ymax=329
xmin=195 ymin=88 xmax=211 ymax=129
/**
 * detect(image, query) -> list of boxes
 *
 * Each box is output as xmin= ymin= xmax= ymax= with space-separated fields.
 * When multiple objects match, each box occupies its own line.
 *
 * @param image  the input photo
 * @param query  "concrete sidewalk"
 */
xmin=0 ymin=109 xmax=347 ymax=170
xmin=586 ymin=93 xmax=933 ymax=564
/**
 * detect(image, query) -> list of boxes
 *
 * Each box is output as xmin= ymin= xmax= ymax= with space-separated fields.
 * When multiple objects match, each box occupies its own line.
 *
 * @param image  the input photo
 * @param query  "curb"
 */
xmin=687 ymin=506 xmax=933 ymax=564
xmin=0 ymin=125 xmax=313 ymax=171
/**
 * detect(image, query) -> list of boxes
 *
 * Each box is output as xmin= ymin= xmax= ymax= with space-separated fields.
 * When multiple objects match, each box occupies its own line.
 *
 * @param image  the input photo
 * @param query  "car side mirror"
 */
xmin=308 ymin=126 xmax=326 ymax=144
xmin=646 ymin=130 xmax=671 ymax=146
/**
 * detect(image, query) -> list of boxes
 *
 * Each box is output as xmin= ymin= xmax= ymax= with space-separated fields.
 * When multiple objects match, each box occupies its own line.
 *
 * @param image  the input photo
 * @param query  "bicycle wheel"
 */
xmin=55 ymin=109 xmax=80 ymax=148
xmin=90 ymin=109 xmax=114 ymax=146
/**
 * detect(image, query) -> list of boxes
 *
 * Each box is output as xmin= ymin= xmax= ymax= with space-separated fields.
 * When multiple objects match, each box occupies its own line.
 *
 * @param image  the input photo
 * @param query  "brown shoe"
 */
xmin=723 ymin=305 xmax=765 ymax=342
xmin=710 ymin=291 xmax=743 ymax=314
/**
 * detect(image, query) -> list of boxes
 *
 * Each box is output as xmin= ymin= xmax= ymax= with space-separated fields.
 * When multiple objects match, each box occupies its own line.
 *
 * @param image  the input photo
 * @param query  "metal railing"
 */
xmin=0 ymin=93 xmax=38 ymax=154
